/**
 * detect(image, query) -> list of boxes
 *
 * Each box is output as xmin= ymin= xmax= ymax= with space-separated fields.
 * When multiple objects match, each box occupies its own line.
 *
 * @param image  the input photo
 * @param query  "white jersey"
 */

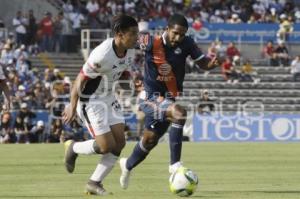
xmin=78 ymin=38 xmax=135 ymax=136
xmin=80 ymin=38 xmax=135 ymax=102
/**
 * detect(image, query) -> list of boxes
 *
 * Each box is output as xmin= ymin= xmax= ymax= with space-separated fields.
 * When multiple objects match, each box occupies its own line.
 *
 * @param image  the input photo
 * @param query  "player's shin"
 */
xmin=89 ymin=152 xmax=118 ymax=182
xmin=169 ymin=123 xmax=184 ymax=172
xmin=126 ymin=139 xmax=149 ymax=170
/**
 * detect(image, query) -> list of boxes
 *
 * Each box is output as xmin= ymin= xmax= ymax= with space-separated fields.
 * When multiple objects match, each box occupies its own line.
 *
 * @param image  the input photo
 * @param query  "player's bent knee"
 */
xmin=171 ymin=105 xmax=187 ymax=125
xmin=119 ymin=140 xmax=126 ymax=150
xmin=93 ymin=140 xmax=116 ymax=154
xmin=93 ymin=140 xmax=102 ymax=154
xmin=176 ymin=105 xmax=187 ymax=118
xmin=101 ymin=141 xmax=116 ymax=154
xmin=142 ymin=136 xmax=159 ymax=150
xmin=113 ymin=140 xmax=126 ymax=155
xmin=111 ymin=140 xmax=126 ymax=156
xmin=100 ymin=146 xmax=114 ymax=154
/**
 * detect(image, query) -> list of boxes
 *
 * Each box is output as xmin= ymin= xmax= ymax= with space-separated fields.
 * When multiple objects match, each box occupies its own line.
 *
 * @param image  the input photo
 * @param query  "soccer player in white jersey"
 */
xmin=62 ymin=14 xmax=138 ymax=196
xmin=0 ymin=65 xmax=11 ymax=111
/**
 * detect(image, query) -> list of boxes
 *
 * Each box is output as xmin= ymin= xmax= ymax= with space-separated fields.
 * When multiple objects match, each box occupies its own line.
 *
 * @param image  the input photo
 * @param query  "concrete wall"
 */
xmin=0 ymin=0 xmax=59 ymax=31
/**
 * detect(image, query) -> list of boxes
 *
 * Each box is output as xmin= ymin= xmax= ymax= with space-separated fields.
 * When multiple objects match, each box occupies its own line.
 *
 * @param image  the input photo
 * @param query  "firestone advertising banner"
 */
xmin=193 ymin=113 xmax=300 ymax=142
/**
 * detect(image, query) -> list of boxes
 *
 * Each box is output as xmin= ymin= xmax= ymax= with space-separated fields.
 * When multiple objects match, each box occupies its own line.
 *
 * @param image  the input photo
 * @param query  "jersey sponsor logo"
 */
xmin=152 ymin=35 xmax=179 ymax=97
xmin=158 ymin=63 xmax=172 ymax=76
xmin=156 ymin=75 xmax=174 ymax=82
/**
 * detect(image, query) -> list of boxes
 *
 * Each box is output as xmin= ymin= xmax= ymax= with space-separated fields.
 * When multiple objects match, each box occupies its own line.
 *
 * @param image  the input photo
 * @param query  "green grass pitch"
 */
xmin=0 ymin=142 xmax=300 ymax=199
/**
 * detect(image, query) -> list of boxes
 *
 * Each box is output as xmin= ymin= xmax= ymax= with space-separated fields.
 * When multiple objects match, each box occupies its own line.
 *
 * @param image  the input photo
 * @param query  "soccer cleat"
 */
xmin=169 ymin=162 xmax=183 ymax=174
xmin=64 ymin=140 xmax=78 ymax=173
xmin=119 ymin=158 xmax=131 ymax=189
xmin=85 ymin=181 xmax=112 ymax=196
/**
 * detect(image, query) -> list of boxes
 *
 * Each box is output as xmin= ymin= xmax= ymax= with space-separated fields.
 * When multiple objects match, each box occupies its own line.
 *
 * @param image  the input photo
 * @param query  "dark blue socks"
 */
xmin=169 ymin=123 xmax=183 ymax=165
xmin=126 ymin=140 xmax=149 ymax=170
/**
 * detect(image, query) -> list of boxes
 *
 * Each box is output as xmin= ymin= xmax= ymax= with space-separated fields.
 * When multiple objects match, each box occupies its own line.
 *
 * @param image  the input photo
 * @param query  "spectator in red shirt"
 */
xmin=226 ymin=42 xmax=240 ymax=60
xmin=222 ymin=57 xmax=239 ymax=83
xmin=262 ymin=40 xmax=277 ymax=66
xmin=39 ymin=12 xmax=53 ymax=52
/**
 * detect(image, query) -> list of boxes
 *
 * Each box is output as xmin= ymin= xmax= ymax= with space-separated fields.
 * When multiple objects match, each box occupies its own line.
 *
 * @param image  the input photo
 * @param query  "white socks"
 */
xmin=72 ymin=140 xmax=119 ymax=183
xmin=73 ymin=140 xmax=96 ymax=155
xmin=90 ymin=153 xmax=118 ymax=182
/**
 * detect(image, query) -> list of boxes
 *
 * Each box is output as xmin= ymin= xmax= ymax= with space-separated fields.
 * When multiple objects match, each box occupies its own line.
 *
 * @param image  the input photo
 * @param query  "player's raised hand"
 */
xmin=195 ymin=53 xmax=220 ymax=71
xmin=62 ymin=104 xmax=76 ymax=124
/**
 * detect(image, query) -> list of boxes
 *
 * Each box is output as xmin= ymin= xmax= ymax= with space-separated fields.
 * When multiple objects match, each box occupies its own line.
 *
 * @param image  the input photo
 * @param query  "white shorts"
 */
xmin=76 ymin=96 xmax=124 ymax=137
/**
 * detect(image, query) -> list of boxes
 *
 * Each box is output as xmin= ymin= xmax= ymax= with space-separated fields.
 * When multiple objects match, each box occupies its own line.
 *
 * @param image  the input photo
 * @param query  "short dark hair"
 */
xmin=112 ymin=15 xmax=138 ymax=35
xmin=168 ymin=14 xmax=188 ymax=29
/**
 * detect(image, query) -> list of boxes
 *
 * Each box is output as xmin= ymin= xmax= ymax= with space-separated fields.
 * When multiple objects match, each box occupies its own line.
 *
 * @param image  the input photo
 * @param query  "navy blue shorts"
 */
xmin=139 ymin=96 xmax=174 ymax=135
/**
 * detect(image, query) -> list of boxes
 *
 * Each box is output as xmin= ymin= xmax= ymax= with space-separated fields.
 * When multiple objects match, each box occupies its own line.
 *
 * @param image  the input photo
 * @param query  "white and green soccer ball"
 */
xmin=169 ymin=167 xmax=198 ymax=197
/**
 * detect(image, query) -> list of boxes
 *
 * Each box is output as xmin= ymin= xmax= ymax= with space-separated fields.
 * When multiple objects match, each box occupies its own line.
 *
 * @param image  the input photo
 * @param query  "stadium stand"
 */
xmin=29 ymin=53 xmax=83 ymax=80
xmin=180 ymin=72 xmax=300 ymax=113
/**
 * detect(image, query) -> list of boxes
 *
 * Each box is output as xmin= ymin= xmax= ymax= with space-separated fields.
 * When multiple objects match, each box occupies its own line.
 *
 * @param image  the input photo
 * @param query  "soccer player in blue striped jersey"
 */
xmin=119 ymin=14 xmax=219 ymax=189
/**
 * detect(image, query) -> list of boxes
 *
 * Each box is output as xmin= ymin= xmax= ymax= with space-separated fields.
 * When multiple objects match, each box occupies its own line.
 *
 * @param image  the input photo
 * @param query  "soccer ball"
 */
xmin=169 ymin=167 xmax=198 ymax=197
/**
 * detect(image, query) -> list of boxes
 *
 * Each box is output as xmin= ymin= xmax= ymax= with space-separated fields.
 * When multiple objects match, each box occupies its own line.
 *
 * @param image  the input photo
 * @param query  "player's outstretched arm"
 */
xmin=62 ymin=73 xmax=87 ymax=124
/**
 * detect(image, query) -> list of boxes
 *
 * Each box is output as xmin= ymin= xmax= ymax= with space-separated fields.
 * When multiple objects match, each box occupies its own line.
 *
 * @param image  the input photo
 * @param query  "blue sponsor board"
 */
xmin=190 ymin=23 xmax=300 ymax=43
xmin=193 ymin=113 xmax=300 ymax=142
xmin=148 ymin=20 xmax=300 ymax=42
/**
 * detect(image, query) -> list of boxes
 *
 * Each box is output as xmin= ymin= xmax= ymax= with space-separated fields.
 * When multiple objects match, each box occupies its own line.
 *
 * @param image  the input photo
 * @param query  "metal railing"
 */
xmin=81 ymin=29 xmax=111 ymax=60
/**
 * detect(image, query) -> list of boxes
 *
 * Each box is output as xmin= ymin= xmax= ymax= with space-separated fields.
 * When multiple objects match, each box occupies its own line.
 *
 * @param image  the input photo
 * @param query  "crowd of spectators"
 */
xmin=262 ymin=39 xmax=290 ymax=66
xmin=0 ymin=30 xmax=88 ymax=144
xmin=0 ymin=0 xmax=298 ymax=55
xmin=58 ymin=0 xmax=300 ymax=29
xmin=11 ymin=9 xmax=81 ymax=53
xmin=203 ymin=36 xmax=300 ymax=83
xmin=0 ymin=0 xmax=297 ymax=56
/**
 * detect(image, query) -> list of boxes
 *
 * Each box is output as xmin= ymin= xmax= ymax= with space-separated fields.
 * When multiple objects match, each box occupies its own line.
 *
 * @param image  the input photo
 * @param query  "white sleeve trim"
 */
xmin=193 ymin=54 xmax=205 ymax=62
